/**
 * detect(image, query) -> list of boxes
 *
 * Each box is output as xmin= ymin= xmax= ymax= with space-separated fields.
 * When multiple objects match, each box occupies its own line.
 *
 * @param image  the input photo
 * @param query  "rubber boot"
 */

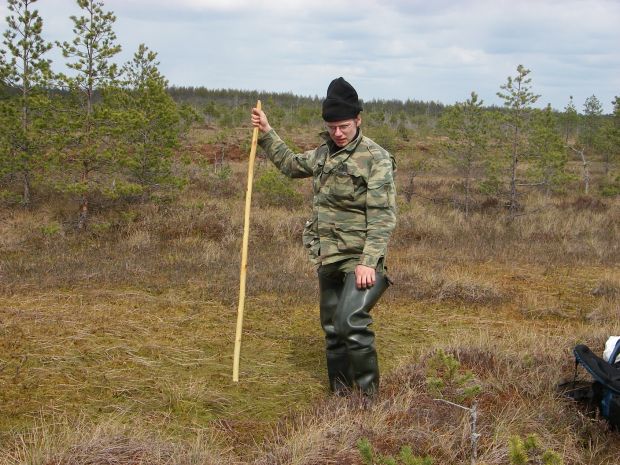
xmin=326 ymin=348 xmax=354 ymax=394
xmin=334 ymin=272 xmax=390 ymax=395
xmin=348 ymin=347 xmax=380 ymax=396
xmin=318 ymin=271 xmax=353 ymax=393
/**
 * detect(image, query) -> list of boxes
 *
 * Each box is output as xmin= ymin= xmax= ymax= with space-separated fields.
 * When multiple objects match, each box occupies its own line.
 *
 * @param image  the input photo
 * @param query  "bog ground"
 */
xmin=1 ymin=153 xmax=619 ymax=463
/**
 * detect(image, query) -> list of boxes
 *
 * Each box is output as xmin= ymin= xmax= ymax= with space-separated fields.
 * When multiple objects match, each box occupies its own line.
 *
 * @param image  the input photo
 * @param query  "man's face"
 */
xmin=325 ymin=116 xmax=361 ymax=148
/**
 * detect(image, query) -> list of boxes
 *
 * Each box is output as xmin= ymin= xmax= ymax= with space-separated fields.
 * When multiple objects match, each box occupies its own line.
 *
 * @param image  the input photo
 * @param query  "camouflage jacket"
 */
xmin=257 ymin=128 xmax=396 ymax=268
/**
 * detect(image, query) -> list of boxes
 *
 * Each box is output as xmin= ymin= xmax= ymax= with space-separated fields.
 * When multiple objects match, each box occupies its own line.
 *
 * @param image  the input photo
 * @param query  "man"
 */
xmin=251 ymin=77 xmax=396 ymax=395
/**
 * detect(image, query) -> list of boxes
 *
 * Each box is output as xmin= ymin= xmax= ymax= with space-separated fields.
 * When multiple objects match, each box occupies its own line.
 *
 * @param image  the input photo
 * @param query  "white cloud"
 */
xmin=122 ymin=0 xmax=367 ymax=15
xmin=1 ymin=0 xmax=618 ymax=112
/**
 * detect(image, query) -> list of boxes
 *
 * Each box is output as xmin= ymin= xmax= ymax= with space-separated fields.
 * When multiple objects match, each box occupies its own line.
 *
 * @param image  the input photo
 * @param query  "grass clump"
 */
xmin=425 ymin=348 xmax=481 ymax=403
xmin=358 ymin=437 xmax=434 ymax=465
xmin=508 ymin=434 xmax=564 ymax=465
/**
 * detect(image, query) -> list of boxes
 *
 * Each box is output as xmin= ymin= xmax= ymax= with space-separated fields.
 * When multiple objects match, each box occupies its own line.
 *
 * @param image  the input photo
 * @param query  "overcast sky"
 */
xmin=2 ymin=0 xmax=619 ymax=113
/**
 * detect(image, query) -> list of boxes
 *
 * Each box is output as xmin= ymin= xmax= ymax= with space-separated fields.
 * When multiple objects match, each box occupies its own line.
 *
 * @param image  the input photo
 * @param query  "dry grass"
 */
xmin=0 ymin=415 xmax=237 ymax=465
xmin=250 ymin=318 xmax=620 ymax=465
xmin=1 ymin=135 xmax=620 ymax=464
xmin=2 ymin=279 xmax=619 ymax=463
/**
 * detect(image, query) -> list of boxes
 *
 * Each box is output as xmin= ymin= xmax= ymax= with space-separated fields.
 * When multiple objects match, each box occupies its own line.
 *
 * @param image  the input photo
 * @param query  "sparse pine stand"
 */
xmin=233 ymin=100 xmax=261 ymax=382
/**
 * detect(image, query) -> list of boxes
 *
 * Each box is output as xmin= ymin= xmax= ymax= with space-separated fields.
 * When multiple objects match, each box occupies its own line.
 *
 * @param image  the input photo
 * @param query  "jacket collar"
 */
xmin=319 ymin=129 xmax=364 ymax=176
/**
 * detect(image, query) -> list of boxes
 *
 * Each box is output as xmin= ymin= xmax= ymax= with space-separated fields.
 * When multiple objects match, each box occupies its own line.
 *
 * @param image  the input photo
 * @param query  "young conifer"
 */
xmin=0 ymin=0 xmax=52 ymax=205
xmin=439 ymin=91 xmax=491 ymax=217
xmin=496 ymin=64 xmax=540 ymax=218
xmin=56 ymin=0 xmax=121 ymax=228
xmin=104 ymin=44 xmax=183 ymax=199
xmin=528 ymin=104 xmax=572 ymax=195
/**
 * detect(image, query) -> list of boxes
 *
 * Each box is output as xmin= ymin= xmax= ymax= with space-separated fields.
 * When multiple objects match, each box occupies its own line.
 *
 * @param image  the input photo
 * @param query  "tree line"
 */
xmin=1 ymin=0 xmax=618 ymax=229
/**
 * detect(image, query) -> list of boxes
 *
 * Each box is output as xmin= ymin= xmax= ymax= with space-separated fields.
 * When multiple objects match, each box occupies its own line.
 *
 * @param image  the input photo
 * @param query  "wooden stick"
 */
xmin=233 ymin=99 xmax=261 ymax=382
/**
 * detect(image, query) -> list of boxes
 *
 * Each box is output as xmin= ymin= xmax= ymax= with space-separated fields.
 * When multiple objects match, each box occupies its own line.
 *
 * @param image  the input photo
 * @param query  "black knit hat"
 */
xmin=321 ymin=77 xmax=363 ymax=122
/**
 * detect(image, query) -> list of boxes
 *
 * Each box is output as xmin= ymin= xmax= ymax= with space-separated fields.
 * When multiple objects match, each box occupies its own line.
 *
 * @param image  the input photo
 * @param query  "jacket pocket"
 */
xmin=333 ymin=223 xmax=366 ymax=254
xmin=302 ymin=217 xmax=320 ymax=261
xmin=329 ymin=172 xmax=356 ymax=200
xmin=367 ymin=181 xmax=395 ymax=208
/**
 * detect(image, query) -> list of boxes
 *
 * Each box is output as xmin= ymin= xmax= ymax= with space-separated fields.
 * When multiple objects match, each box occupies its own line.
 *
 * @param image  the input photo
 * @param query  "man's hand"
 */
xmin=355 ymin=264 xmax=376 ymax=290
xmin=251 ymin=107 xmax=272 ymax=133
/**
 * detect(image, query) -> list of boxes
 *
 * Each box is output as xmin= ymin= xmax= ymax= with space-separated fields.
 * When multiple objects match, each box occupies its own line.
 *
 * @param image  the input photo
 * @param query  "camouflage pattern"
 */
xmin=258 ymin=128 xmax=396 ymax=268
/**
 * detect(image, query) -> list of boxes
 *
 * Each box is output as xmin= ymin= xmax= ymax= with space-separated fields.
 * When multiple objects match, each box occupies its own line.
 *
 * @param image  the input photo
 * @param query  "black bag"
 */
xmin=570 ymin=340 xmax=620 ymax=429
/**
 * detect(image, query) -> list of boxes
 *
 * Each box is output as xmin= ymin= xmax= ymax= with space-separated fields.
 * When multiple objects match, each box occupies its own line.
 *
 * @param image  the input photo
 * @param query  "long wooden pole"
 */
xmin=233 ymin=99 xmax=261 ymax=382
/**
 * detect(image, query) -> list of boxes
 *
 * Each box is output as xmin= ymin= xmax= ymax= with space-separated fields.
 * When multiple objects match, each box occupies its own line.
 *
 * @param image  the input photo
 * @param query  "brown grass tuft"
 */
xmin=0 ymin=416 xmax=236 ymax=465
xmin=562 ymin=195 xmax=609 ymax=212
xmin=591 ymin=278 xmax=620 ymax=298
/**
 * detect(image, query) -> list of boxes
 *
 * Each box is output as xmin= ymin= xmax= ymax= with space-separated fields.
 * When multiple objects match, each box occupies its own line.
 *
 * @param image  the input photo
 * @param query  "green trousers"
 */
xmin=318 ymin=258 xmax=390 ymax=395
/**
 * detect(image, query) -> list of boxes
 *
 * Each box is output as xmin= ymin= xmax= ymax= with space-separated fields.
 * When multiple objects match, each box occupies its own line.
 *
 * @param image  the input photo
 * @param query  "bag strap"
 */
xmin=610 ymin=339 xmax=620 ymax=365
xmin=572 ymin=358 xmax=579 ymax=385
xmin=574 ymin=345 xmax=620 ymax=395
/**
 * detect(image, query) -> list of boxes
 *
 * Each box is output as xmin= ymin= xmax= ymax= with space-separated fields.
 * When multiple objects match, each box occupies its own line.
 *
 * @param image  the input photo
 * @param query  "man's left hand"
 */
xmin=355 ymin=264 xmax=376 ymax=290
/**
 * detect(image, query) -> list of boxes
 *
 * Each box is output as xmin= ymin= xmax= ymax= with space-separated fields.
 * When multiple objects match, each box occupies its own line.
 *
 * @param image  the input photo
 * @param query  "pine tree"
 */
xmin=613 ymin=96 xmax=620 ymax=170
xmin=562 ymin=95 xmax=588 ymax=192
xmin=0 ymin=0 xmax=52 ymax=205
xmin=0 ymin=44 xmax=8 ymax=87
xmin=596 ymin=96 xmax=619 ymax=177
xmin=0 ymin=47 xmax=9 ymax=187
xmin=56 ymin=0 xmax=121 ymax=229
xmin=600 ymin=96 xmax=620 ymax=194
xmin=104 ymin=44 xmax=182 ymax=199
xmin=597 ymin=118 xmax=618 ymax=178
xmin=576 ymin=94 xmax=606 ymax=192
xmin=439 ymin=91 xmax=491 ymax=216
xmin=561 ymin=95 xmax=578 ymax=144
xmin=528 ymin=104 xmax=572 ymax=195
xmin=580 ymin=95 xmax=603 ymax=151
xmin=496 ymin=64 xmax=540 ymax=218
xmin=121 ymin=43 xmax=163 ymax=89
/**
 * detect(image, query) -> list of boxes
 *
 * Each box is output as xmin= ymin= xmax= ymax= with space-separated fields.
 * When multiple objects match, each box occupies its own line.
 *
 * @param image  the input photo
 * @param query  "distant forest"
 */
xmin=168 ymin=86 xmax=447 ymax=117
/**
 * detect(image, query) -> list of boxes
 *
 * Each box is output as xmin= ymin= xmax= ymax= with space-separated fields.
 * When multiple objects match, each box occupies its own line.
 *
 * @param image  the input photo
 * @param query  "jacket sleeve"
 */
xmin=258 ymin=129 xmax=314 ymax=178
xmin=360 ymin=150 xmax=397 ymax=268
